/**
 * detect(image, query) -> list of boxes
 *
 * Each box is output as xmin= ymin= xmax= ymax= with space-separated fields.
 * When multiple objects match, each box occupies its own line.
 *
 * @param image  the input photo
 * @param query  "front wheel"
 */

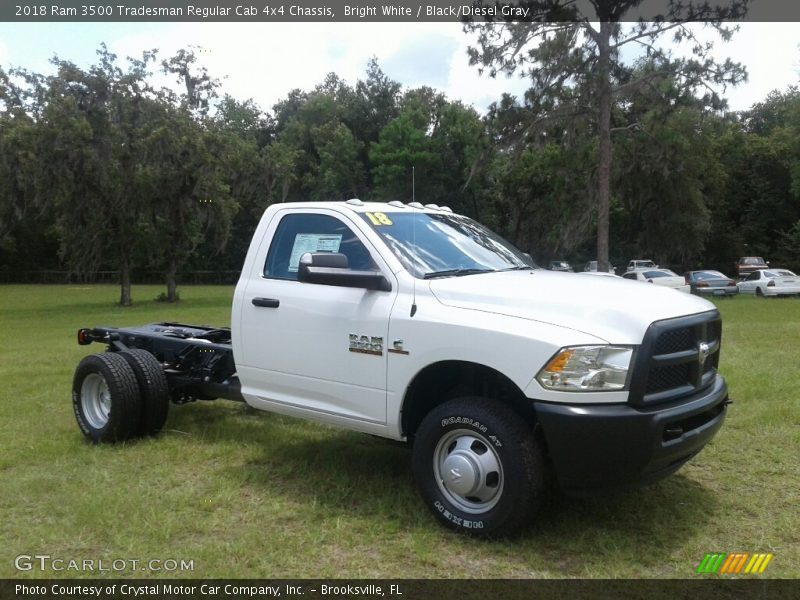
xmin=412 ymin=397 xmax=546 ymax=537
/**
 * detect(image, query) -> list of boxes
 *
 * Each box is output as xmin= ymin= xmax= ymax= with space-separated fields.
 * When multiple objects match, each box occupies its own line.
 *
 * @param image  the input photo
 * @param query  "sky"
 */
xmin=0 ymin=21 xmax=797 ymax=114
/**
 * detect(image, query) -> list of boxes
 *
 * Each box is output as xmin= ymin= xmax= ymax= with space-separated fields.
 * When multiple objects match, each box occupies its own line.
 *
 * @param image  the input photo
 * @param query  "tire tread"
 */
xmin=72 ymin=352 xmax=142 ymax=443
xmin=120 ymin=349 xmax=170 ymax=436
xmin=413 ymin=396 xmax=545 ymax=538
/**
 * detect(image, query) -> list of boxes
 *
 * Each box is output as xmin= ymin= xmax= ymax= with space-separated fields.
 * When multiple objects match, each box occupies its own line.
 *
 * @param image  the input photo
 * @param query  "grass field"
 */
xmin=0 ymin=285 xmax=798 ymax=579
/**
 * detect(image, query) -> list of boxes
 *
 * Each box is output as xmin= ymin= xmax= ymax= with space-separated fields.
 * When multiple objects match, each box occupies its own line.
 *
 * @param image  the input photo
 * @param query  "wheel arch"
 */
xmin=401 ymin=360 xmax=538 ymax=439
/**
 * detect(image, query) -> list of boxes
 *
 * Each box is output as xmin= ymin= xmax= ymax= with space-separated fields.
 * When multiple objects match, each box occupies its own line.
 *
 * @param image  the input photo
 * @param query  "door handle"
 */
xmin=252 ymin=297 xmax=280 ymax=308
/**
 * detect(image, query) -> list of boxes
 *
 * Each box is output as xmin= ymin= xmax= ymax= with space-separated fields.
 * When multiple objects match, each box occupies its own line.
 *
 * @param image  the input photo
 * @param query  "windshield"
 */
xmin=695 ymin=271 xmax=726 ymax=280
xmin=644 ymin=270 xmax=674 ymax=278
xmin=765 ymin=270 xmax=796 ymax=278
xmin=359 ymin=211 xmax=533 ymax=278
xmin=741 ymin=257 xmax=766 ymax=265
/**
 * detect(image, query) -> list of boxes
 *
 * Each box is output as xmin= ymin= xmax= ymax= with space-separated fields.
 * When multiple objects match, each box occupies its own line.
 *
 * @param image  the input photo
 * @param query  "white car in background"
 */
xmin=627 ymin=259 xmax=658 ymax=271
xmin=583 ymin=260 xmax=616 ymax=274
xmin=622 ymin=269 xmax=691 ymax=293
xmin=737 ymin=269 xmax=800 ymax=296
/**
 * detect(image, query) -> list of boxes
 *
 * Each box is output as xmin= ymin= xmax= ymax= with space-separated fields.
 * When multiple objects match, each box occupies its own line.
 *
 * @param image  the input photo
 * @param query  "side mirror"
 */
xmin=297 ymin=252 xmax=391 ymax=292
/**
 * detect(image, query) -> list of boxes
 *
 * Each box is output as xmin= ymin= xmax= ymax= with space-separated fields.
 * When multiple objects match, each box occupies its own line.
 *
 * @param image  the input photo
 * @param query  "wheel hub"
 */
xmin=81 ymin=372 xmax=111 ymax=430
xmin=433 ymin=429 xmax=504 ymax=514
xmin=441 ymin=453 xmax=479 ymax=496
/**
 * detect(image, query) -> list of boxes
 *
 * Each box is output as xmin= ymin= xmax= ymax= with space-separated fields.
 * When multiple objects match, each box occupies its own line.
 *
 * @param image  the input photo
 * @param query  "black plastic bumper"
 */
xmin=534 ymin=375 xmax=728 ymax=495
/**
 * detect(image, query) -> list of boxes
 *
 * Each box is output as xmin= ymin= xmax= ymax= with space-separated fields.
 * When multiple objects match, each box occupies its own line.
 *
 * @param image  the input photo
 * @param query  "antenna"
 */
xmin=410 ymin=166 xmax=417 ymax=317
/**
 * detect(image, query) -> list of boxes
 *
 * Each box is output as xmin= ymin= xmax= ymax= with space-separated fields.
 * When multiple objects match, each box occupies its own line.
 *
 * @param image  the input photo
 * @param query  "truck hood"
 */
xmin=428 ymin=270 xmax=715 ymax=344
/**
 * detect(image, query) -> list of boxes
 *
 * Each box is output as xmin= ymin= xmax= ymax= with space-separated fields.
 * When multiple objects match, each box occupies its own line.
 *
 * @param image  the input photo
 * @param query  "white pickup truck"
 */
xmin=73 ymin=200 xmax=729 ymax=536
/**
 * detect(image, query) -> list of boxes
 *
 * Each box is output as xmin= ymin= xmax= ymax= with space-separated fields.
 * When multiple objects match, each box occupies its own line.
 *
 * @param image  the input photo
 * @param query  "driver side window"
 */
xmin=264 ymin=213 xmax=377 ymax=281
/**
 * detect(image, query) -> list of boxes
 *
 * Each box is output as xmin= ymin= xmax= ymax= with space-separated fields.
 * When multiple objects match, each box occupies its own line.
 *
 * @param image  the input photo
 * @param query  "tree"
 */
xmin=161 ymin=46 xmax=219 ymax=117
xmin=0 ymin=67 xmax=61 ymax=274
xmin=275 ymin=88 xmax=366 ymax=201
xmin=140 ymin=48 xmax=239 ymax=302
xmin=369 ymin=101 xmax=441 ymax=201
xmin=137 ymin=103 xmax=238 ymax=302
xmin=466 ymin=0 xmax=748 ymax=271
xmin=41 ymin=46 xmax=157 ymax=305
xmin=708 ymin=88 xmax=800 ymax=269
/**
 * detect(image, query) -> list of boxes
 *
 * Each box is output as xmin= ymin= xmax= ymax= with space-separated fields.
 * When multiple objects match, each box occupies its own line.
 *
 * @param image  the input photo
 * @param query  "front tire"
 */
xmin=412 ymin=397 xmax=545 ymax=537
xmin=72 ymin=353 xmax=142 ymax=443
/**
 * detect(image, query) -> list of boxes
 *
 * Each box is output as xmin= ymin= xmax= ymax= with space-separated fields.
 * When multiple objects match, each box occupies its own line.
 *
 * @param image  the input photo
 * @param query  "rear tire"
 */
xmin=119 ymin=349 xmax=170 ymax=436
xmin=412 ymin=397 xmax=546 ymax=538
xmin=72 ymin=353 xmax=142 ymax=443
xmin=756 ymin=287 xmax=763 ymax=297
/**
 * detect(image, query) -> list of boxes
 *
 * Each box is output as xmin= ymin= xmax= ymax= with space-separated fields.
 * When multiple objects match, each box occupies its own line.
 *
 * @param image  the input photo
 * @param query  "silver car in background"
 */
xmin=684 ymin=270 xmax=739 ymax=297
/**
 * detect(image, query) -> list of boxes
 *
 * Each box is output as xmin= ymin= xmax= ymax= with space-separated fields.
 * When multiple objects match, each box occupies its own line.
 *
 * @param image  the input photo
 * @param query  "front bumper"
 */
xmin=534 ymin=374 xmax=728 ymax=494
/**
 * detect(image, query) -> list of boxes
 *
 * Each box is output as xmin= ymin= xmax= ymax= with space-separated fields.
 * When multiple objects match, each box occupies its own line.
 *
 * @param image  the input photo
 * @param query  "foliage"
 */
xmin=1 ymin=40 xmax=799 ymax=299
xmin=465 ymin=0 xmax=749 ymax=270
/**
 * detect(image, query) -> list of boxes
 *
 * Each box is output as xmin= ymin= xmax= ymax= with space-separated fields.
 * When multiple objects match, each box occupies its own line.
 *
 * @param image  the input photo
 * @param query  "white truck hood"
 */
xmin=428 ymin=270 xmax=715 ymax=344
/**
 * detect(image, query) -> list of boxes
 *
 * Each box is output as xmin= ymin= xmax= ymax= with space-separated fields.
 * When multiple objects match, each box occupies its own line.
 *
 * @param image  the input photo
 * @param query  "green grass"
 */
xmin=0 ymin=285 xmax=798 ymax=578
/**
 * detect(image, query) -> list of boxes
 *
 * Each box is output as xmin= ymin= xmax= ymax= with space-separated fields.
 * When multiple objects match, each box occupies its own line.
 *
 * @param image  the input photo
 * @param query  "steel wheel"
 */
xmin=81 ymin=372 xmax=112 ymax=429
xmin=433 ymin=428 xmax=504 ymax=514
xmin=414 ymin=397 xmax=546 ymax=537
xmin=72 ymin=353 xmax=141 ymax=443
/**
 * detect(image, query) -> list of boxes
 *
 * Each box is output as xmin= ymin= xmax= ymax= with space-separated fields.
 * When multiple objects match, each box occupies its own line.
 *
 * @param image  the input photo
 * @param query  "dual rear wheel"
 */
xmin=72 ymin=350 xmax=170 ymax=443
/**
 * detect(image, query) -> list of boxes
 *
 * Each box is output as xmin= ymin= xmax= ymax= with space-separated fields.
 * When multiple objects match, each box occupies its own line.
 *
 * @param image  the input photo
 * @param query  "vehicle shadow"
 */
xmin=168 ymin=402 xmax=722 ymax=563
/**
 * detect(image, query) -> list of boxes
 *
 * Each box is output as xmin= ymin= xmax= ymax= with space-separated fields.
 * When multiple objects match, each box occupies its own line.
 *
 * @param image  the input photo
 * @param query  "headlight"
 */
xmin=536 ymin=346 xmax=633 ymax=391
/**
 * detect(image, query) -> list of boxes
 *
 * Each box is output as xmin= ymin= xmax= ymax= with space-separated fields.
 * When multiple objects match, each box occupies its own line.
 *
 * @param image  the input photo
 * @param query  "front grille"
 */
xmin=648 ymin=364 xmax=692 ymax=393
xmin=629 ymin=311 xmax=722 ymax=406
xmin=654 ymin=328 xmax=693 ymax=355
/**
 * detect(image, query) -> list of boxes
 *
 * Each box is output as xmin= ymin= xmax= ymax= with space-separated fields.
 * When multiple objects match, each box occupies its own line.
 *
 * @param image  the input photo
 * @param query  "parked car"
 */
xmin=737 ymin=269 xmax=800 ymax=297
xmin=622 ymin=269 xmax=691 ymax=293
xmin=684 ymin=270 xmax=739 ymax=297
xmin=549 ymin=260 xmax=573 ymax=272
xmin=627 ymin=259 xmax=658 ymax=271
xmin=583 ymin=260 xmax=615 ymax=274
xmin=736 ymin=256 xmax=768 ymax=279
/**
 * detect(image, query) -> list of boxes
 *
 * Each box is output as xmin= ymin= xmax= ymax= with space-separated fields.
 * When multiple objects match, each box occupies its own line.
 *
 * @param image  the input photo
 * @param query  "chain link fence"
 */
xmin=0 ymin=270 xmax=241 ymax=284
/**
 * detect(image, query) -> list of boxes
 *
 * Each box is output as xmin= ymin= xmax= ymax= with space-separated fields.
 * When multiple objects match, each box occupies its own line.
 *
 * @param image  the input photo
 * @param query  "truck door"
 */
xmin=236 ymin=208 xmax=396 ymax=425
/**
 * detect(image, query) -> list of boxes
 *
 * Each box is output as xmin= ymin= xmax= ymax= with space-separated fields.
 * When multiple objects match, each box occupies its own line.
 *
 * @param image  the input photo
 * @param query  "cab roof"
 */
xmin=272 ymin=199 xmax=456 ymax=215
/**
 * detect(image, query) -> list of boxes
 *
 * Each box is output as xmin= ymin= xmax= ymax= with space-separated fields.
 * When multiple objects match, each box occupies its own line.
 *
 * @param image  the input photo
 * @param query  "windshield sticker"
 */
xmin=366 ymin=212 xmax=393 ymax=226
xmin=288 ymin=233 xmax=343 ymax=272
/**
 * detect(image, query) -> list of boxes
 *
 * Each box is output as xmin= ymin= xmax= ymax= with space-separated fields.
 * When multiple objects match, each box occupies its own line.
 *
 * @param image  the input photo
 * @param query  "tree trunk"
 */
xmin=596 ymin=21 xmax=613 ymax=273
xmin=119 ymin=252 xmax=132 ymax=307
xmin=165 ymin=257 xmax=178 ymax=303
xmin=281 ymin=179 xmax=290 ymax=203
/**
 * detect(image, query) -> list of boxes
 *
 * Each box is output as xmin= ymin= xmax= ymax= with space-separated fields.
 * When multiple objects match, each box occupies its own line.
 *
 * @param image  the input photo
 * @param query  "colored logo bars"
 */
xmin=697 ymin=552 xmax=774 ymax=574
